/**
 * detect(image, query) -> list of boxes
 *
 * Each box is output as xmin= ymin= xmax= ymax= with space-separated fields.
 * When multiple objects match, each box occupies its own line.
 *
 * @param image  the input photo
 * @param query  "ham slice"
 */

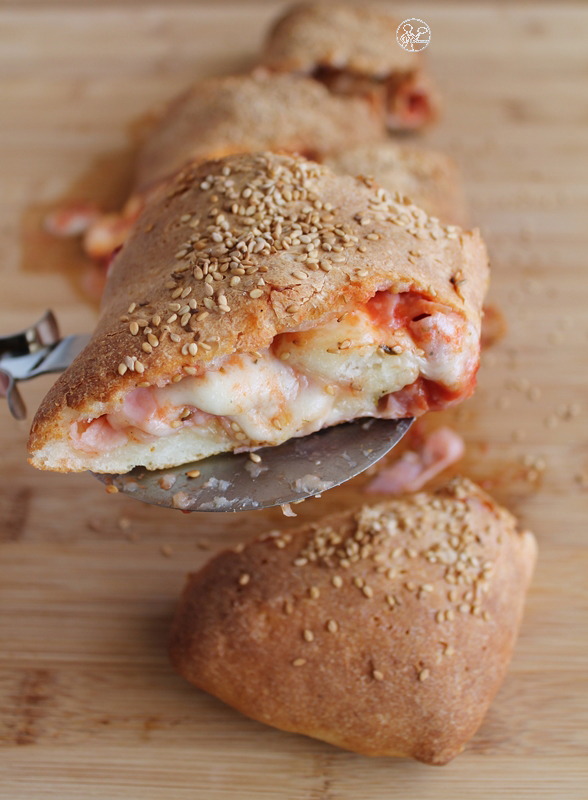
xmin=365 ymin=426 xmax=465 ymax=494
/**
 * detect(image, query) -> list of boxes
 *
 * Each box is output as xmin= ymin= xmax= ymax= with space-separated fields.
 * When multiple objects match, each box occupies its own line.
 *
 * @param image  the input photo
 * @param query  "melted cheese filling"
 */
xmin=70 ymin=291 xmax=479 ymax=456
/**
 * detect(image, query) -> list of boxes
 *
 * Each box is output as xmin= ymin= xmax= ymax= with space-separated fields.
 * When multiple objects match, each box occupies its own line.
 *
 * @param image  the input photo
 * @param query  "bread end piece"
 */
xmin=169 ymin=477 xmax=536 ymax=763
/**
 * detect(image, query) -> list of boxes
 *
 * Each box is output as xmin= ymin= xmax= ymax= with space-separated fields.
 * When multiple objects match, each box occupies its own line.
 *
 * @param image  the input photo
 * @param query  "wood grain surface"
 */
xmin=1 ymin=2 xmax=587 ymax=797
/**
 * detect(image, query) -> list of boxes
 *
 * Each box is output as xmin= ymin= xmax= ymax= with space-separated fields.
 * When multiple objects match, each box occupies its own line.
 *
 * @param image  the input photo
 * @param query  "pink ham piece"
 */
xmin=44 ymin=202 xmax=101 ymax=237
xmin=365 ymin=426 xmax=465 ymax=494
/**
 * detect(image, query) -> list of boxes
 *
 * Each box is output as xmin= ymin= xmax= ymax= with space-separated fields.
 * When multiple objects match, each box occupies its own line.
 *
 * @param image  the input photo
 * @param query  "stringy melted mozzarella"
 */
xmin=69 ymin=291 xmax=479 ymax=456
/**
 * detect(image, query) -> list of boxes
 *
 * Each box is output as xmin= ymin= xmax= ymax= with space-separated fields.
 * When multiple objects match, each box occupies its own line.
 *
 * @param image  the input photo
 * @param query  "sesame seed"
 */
xmin=118 ymin=363 xmax=128 ymax=376
xmin=385 ymin=595 xmax=396 ymax=607
xmin=418 ymin=669 xmax=430 ymax=682
xmin=170 ymin=420 xmax=183 ymax=429
xmin=327 ymin=620 xmax=338 ymax=633
xmin=362 ymin=585 xmax=374 ymax=598
xmin=188 ymin=343 xmax=198 ymax=356
xmin=286 ymin=304 xmax=300 ymax=313
xmin=129 ymin=322 xmax=139 ymax=335
xmin=196 ymin=311 xmax=209 ymax=321
xmin=239 ymin=573 xmax=250 ymax=586
xmin=292 ymin=658 xmax=306 ymax=667
xmin=372 ymin=670 xmax=384 ymax=681
xmin=249 ymin=453 xmax=262 ymax=464
xmin=127 ymin=303 xmax=136 ymax=314
xmin=135 ymin=361 xmax=145 ymax=374
xmin=105 ymin=485 xmax=118 ymax=494
xmin=303 ymin=629 xmax=314 ymax=642
xmin=309 ymin=587 xmax=320 ymax=599
xmin=249 ymin=289 xmax=263 ymax=299
xmin=332 ymin=575 xmax=343 ymax=588
xmin=186 ymin=470 xmax=200 ymax=478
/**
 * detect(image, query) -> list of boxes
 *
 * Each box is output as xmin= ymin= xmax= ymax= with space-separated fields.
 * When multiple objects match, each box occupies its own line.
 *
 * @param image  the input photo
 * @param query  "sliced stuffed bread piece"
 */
xmin=84 ymin=71 xmax=387 ymax=263
xmin=261 ymin=1 xmax=440 ymax=131
xmin=29 ymin=152 xmax=489 ymax=474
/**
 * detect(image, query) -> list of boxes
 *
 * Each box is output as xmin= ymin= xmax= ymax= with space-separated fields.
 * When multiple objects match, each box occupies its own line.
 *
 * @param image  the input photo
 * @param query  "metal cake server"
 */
xmin=1 ymin=311 xmax=413 ymax=512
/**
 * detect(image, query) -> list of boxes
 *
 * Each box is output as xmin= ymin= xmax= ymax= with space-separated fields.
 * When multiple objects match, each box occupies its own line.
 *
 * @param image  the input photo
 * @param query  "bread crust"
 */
xmin=29 ymin=152 xmax=488 ymax=470
xmin=262 ymin=2 xmax=418 ymax=78
xmin=326 ymin=141 xmax=469 ymax=227
xmin=134 ymin=72 xmax=387 ymax=195
xmin=169 ymin=477 xmax=537 ymax=763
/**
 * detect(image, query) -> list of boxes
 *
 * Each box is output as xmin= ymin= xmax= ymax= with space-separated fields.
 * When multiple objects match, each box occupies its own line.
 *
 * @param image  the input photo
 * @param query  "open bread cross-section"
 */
xmin=261 ymin=2 xmax=440 ymax=131
xmin=29 ymin=152 xmax=489 ymax=474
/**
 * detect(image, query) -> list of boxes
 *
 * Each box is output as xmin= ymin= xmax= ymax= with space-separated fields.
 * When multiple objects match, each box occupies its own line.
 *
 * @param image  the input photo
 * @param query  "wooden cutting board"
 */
xmin=1 ymin=2 xmax=587 ymax=797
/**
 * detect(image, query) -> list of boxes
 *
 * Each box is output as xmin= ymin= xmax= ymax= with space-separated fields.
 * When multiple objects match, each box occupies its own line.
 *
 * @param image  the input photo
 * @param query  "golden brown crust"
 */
xmin=262 ymin=2 xmax=418 ymax=78
xmin=325 ymin=141 xmax=469 ymax=227
xmin=28 ymin=152 xmax=488 ymax=467
xmin=134 ymin=71 xmax=386 ymax=195
xmin=169 ymin=477 xmax=537 ymax=763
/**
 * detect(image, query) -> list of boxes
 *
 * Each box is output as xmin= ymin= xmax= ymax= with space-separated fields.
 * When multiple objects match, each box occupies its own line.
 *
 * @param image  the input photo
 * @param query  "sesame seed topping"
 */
xmin=186 ymin=470 xmax=200 ymax=478
xmin=292 ymin=658 xmax=306 ymax=667
xmin=129 ymin=322 xmax=139 ymax=336
xmin=326 ymin=620 xmax=338 ymax=633
xmin=332 ymin=575 xmax=343 ymax=588
xmin=309 ymin=587 xmax=320 ymax=599
xmin=105 ymin=485 xmax=118 ymax=494
xmin=238 ymin=573 xmax=250 ymax=586
xmin=418 ymin=669 xmax=430 ymax=682
xmin=372 ymin=670 xmax=384 ymax=681
xmin=303 ymin=629 xmax=314 ymax=642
